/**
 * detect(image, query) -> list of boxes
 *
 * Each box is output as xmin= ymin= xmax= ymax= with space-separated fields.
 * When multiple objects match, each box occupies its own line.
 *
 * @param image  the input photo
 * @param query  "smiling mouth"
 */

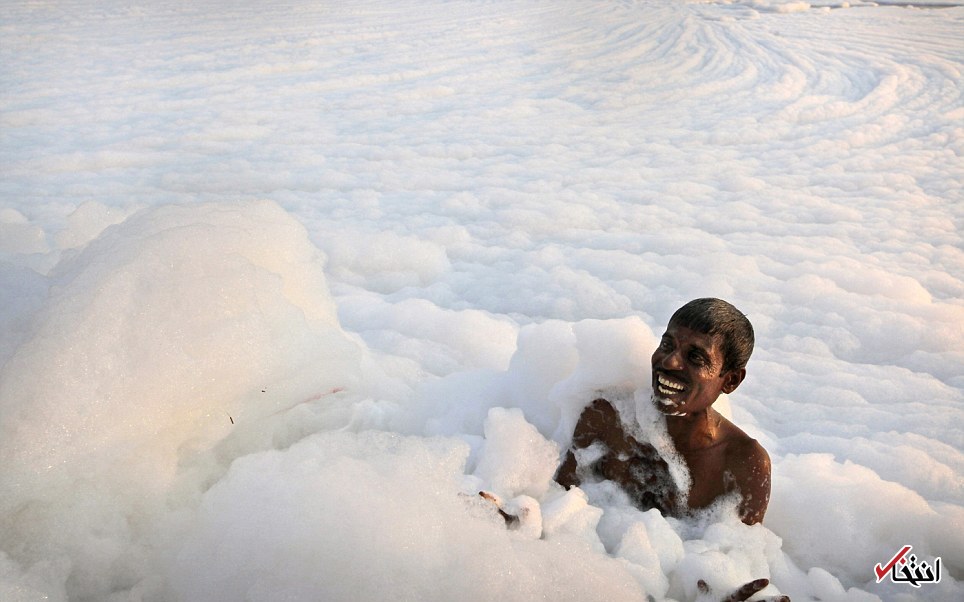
xmin=655 ymin=373 xmax=687 ymax=398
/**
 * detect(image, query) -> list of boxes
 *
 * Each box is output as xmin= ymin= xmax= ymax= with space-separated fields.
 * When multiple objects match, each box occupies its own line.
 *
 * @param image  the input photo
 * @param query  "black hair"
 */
xmin=668 ymin=298 xmax=754 ymax=373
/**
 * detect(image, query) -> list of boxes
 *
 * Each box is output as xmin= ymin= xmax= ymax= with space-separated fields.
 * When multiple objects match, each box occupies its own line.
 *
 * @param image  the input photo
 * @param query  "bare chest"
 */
xmin=589 ymin=435 xmax=732 ymax=515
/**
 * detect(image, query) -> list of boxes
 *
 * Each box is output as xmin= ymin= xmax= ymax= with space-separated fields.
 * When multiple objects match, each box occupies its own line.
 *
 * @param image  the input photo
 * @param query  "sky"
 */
xmin=0 ymin=1 xmax=962 ymax=601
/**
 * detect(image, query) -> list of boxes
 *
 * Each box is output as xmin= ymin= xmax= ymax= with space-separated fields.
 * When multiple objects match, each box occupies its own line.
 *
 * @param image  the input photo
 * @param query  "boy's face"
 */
xmin=650 ymin=322 xmax=743 ymax=416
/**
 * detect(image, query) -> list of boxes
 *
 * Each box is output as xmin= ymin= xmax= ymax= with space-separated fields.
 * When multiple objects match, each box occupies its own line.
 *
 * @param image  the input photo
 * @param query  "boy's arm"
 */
xmin=554 ymin=398 xmax=620 ymax=489
xmin=728 ymin=438 xmax=771 ymax=525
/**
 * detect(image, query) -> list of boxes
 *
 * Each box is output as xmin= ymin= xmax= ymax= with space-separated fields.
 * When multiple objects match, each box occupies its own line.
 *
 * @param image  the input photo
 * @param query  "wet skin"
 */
xmin=555 ymin=323 xmax=771 ymax=525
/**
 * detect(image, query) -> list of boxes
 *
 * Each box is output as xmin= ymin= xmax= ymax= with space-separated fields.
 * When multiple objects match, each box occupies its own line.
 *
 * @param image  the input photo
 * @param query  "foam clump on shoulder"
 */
xmin=404 ymin=316 xmax=656 ymax=445
xmin=475 ymin=316 xmax=658 ymax=443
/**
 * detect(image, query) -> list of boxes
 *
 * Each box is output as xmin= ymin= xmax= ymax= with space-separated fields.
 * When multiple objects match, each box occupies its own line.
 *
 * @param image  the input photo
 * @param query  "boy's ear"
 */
xmin=721 ymin=368 xmax=746 ymax=394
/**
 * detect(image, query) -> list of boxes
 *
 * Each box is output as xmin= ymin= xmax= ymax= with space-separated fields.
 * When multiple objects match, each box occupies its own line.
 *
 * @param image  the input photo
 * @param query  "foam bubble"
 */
xmin=473 ymin=407 xmax=561 ymax=500
xmin=171 ymin=430 xmax=649 ymax=602
xmin=0 ymin=200 xmax=368 ymax=600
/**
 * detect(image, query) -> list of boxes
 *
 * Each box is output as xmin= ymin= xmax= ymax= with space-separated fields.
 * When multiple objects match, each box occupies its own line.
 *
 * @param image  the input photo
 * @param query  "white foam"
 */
xmin=0 ymin=200 xmax=371 ymax=600
xmin=170 ymin=430 xmax=648 ymax=602
xmin=473 ymin=407 xmax=561 ymax=500
xmin=0 ymin=1 xmax=960 ymax=600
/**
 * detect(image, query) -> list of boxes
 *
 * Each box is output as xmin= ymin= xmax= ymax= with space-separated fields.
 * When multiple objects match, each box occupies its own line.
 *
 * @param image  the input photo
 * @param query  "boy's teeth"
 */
xmin=657 ymin=375 xmax=685 ymax=392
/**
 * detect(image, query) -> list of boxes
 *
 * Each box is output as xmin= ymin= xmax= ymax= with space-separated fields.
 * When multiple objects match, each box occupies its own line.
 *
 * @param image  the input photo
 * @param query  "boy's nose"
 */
xmin=659 ymin=349 xmax=683 ymax=371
